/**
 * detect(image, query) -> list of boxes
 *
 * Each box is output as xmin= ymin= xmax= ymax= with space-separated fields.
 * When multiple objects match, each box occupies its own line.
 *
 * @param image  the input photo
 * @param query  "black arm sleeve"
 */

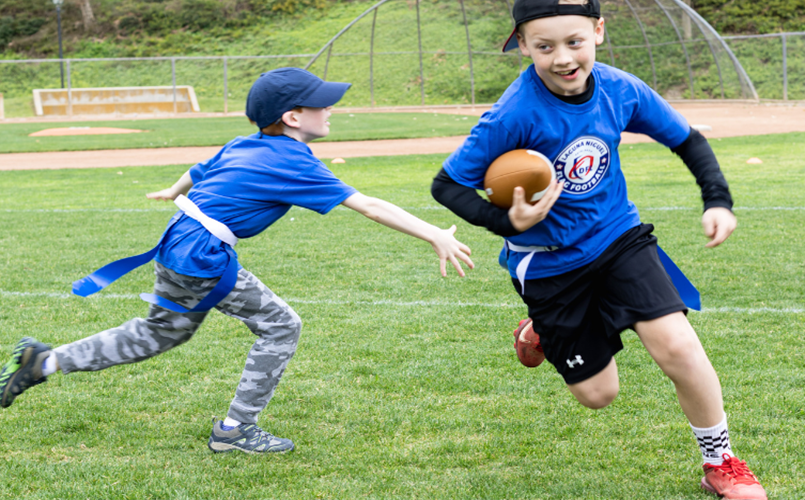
xmin=431 ymin=168 xmax=523 ymax=238
xmin=671 ymin=128 xmax=733 ymax=211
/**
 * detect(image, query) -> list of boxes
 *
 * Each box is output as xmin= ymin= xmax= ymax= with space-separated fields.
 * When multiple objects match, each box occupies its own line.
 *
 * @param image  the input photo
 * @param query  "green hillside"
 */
xmin=0 ymin=0 xmax=802 ymax=117
xmin=1 ymin=0 xmax=801 ymax=60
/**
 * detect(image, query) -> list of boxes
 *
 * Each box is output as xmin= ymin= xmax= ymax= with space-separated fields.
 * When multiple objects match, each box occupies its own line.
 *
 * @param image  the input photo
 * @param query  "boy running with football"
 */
xmin=431 ymin=0 xmax=766 ymax=498
xmin=0 ymin=67 xmax=473 ymax=455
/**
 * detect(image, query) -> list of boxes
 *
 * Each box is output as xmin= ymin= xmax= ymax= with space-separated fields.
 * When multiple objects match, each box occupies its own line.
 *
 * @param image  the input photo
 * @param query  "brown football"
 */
xmin=483 ymin=149 xmax=556 ymax=209
xmin=513 ymin=318 xmax=545 ymax=368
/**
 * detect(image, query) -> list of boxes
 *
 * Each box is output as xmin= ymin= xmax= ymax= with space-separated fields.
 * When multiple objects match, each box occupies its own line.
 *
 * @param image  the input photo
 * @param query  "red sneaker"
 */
xmin=512 ymin=319 xmax=545 ymax=368
xmin=701 ymin=454 xmax=767 ymax=500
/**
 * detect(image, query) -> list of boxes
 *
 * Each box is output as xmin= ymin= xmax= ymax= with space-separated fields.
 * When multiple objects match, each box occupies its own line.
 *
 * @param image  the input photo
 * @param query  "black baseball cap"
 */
xmin=502 ymin=0 xmax=601 ymax=52
xmin=246 ymin=67 xmax=351 ymax=129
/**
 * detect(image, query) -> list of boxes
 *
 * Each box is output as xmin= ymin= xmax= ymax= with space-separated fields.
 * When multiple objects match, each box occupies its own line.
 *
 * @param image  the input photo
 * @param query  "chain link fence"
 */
xmin=0 ymin=4 xmax=802 ymax=119
xmin=723 ymin=32 xmax=805 ymax=101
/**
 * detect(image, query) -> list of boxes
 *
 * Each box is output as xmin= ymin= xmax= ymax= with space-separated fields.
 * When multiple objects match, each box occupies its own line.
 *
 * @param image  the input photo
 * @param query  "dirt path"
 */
xmin=1 ymin=103 xmax=803 ymax=171
xmin=0 ymin=136 xmax=471 ymax=171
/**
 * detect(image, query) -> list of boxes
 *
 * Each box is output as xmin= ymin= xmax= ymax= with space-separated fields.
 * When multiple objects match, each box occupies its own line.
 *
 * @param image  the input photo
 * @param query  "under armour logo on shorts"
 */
xmin=566 ymin=355 xmax=584 ymax=368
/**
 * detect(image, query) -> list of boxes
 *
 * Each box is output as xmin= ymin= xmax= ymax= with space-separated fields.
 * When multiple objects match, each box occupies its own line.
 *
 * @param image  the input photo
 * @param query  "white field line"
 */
xmin=1 ymin=290 xmax=803 ymax=314
xmin=2 ymin=208 xmax=176 ymax=213
xmin=3 ymin=206 xmax=805 ymax=214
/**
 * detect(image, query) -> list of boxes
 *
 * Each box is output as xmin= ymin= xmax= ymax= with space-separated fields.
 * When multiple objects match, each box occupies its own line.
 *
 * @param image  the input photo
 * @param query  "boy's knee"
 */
xmin=574 ymin=385 xmax=619 ymax=409
xmin=568 ymin=362 xmax=620 ymax=409
xmin=286 ymin=309 xmax=302 ymax=340
xmin=654 ymin=335 xmax=705 ymax=371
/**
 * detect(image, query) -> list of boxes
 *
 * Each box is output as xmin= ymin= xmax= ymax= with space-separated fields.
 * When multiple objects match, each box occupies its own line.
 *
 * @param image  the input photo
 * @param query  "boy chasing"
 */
xmin=431 ymin=0 xmax=766 ymax=498
xmin=0 ymin=67 xmax=473 ymax=454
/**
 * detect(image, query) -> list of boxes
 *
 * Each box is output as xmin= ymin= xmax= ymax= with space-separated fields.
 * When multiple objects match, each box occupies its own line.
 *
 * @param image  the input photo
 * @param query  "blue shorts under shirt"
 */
xmin=443 ymin=63 xmax=690 ymax=280
xmin=156 ymin=134 xmax=357 ymax=278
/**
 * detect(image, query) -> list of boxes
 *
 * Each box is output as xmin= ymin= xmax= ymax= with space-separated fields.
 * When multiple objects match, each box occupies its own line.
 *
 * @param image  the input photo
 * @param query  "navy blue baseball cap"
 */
xmin=246 ymin=67 xmax=351 ymax=129
xmin=502 ymin=0 xmax=601 ymax=52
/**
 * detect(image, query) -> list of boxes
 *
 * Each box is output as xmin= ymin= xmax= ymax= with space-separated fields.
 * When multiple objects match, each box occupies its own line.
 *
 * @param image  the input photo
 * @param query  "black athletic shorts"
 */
xmin=512 ymin=224 xmax=687 ymax=385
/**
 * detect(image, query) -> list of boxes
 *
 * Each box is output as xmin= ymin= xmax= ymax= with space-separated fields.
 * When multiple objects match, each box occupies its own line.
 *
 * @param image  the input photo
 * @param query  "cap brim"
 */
xmin=502 ymin=28 xmax=519 ymax=53
xmin=298 ymin=81 xmax=352 ymax=108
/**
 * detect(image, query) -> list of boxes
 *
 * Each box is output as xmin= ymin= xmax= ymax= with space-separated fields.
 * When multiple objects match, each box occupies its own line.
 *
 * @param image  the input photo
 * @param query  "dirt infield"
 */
xmin=1 ymin=102 xmax=803 ymax=171
xmin=0 ymin=137 xmax=470 ymax=171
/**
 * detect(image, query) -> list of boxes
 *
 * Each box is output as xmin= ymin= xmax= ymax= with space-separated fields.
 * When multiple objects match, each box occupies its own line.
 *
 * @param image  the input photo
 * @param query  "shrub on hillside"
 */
xmin=693 ymin=0 xmax=805 ymax=34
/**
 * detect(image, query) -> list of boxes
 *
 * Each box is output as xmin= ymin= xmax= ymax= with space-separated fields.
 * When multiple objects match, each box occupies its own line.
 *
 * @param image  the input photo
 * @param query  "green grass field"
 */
xmin=0 ymin=133 xmax=803 ymax=499
xmin=0 ymin=112 xmax=479 ymax=154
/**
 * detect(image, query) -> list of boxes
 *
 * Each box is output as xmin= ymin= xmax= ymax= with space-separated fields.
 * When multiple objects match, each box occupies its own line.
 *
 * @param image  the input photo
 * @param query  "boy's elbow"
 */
xmin=354 ymin=195 xmax=383 ymax=220
xmin=431 ymin=178 xmax=446 ymax=204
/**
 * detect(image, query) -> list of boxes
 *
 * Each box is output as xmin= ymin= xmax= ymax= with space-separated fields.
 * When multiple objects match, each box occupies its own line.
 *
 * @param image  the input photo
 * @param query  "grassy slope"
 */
xmin=0 ymin=113 xmax=479 ymax=154
xmin=0 ymin=132 xmax=803 ymax=499
xmin=0 ymin=0 xmax=522 ymax=117
xmin=1 ymin=0 xmax=803 ymax=119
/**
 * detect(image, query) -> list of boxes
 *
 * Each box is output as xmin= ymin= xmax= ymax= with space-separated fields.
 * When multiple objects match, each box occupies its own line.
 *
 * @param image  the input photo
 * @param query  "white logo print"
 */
xmin=566 ymin=355 xmax=584 ymax=368
xmin=553 ymin=136 xmax=611 ymax=195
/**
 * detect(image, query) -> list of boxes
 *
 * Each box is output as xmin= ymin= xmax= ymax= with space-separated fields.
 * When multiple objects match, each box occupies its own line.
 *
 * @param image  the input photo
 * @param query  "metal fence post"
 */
xmin=223 ymin=56 xmax=228 ymax=114
xmin=624 ymin=0 xmax=657 ymax=90
xmin=458 ymin=0 xmax=475 ymax=106
xmin=370 ymin=8 xmax=377 ymax=107
xmin=171 ymin=57 xmax=177 ymax=114
xmin=604 ymin=27 xmax=616 ymax=67
xmin=654 ymin=0 xmax=695 ymax=99
xmin=782 ymin=33 xmax=788 ymax=101
xmin=66 ymin=60 xmax=72 ymax=116
xmin=323 ymin=44 xmax=333 ymax=81
xmin=416 ymin=0 xmax=425 ymax=105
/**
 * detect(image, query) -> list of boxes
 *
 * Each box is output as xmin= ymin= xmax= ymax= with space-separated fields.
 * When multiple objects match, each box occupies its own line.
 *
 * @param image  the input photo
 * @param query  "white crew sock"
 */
xmin=691 ymin=413 xmax=733 ymax=465
xmin=222 ymin=417 xmax=242 ymax=429
xmin=41 ymin=354 xmax=58 ymax=377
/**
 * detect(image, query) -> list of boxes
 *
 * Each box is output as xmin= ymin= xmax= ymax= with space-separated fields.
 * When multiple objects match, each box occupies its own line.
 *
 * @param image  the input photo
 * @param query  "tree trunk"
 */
xmin=76 ymin=0 xmax=96 ymax=31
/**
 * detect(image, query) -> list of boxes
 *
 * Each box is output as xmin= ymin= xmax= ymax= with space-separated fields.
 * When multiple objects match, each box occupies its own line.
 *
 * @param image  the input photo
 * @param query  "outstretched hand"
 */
xmin=146 ymin=188 xmax=181 ymax=201
xmin=507 ymin=181 xmax=563 ymax=232
xmin=702 ymin=207 xmax=736 ymax=248
xmin=430 ymin=225 xmax=475 ymax=277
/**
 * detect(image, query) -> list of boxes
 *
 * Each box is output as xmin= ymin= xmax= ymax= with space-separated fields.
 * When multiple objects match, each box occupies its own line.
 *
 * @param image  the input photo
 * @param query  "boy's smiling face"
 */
xmin=517 ymin=15 xmax=605 ymax=96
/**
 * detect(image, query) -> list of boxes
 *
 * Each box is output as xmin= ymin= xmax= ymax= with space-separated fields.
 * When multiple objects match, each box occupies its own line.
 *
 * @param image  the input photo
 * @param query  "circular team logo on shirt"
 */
xmin=553 ymin=136 xmax=611 ymax=195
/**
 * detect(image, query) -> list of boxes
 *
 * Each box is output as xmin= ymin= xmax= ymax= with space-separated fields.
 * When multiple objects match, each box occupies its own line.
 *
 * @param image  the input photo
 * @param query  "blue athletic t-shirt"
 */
xmin=443 ymin=63 xmax=690 ymax=280
xmin=155 ymin=134 xmax=357 ymax=278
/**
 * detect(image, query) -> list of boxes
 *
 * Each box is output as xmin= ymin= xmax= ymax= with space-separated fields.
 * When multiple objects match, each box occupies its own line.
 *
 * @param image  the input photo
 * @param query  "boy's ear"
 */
xmin=594 ymin=17 xmax=605 ymax=46
xmin=280 ymin=110 xmax=301 ymax=129
xmin=516 ymin=31 xmax=530 ymax=57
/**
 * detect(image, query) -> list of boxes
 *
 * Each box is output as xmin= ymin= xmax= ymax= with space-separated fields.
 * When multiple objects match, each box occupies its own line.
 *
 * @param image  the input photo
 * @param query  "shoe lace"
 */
xmin=254 ymin=427 xmax=276 ymax=443
xmin=716 ymin=454 xmax=759 ymax=485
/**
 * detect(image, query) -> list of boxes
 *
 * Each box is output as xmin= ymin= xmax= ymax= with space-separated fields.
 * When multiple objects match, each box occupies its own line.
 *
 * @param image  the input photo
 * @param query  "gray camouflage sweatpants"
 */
xmin=53 ymin=262 xmax=302 ymax=424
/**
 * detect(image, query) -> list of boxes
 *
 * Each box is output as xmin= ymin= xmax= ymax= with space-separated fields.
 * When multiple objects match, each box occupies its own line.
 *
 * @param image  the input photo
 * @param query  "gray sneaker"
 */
xmin=0 ymin=337 xmax=51 ymax=408
xmin=208 ymin=418 xmax=295 ymax=454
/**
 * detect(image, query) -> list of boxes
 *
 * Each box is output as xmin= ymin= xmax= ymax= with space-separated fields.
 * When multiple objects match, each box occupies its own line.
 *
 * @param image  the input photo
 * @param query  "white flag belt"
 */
xmin=174 ymin=194 xmax=238 ymax=247
xmin=504 ymin=240 xmax=558 ymax=295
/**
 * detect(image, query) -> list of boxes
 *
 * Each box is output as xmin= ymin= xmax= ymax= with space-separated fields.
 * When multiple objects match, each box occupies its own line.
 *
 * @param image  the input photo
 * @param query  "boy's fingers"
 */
xmin=449 ymin=255 xmax=465 ymax=277
xmin=705 ymin=223 xmax=731 ymax=248
xmin=702 ymin=217 xmax=716 ymax=238
xmin=705 ymin=231 xmax=723 ymax=247
xmin=440 ymin=258 xmax=447 ymax=277
xmin=543 ymin=181 xmax=563 ymax=205
xmin=511 ymin=186 xmax=526 ymax=207
xmin=448 ymin=224 xmax=457 ymax=235
xmin=456 ymin=241 xmax=472 ymax=256
xmin=532 ymin=181 xmax=560 ymax=210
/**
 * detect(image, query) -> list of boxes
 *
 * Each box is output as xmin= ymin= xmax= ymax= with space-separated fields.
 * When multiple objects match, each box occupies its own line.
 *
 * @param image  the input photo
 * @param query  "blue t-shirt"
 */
xmin=443 ymin=63 xmax=690 ymax=280
xmin=155 ymin=134 xmax=357 ymax=278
